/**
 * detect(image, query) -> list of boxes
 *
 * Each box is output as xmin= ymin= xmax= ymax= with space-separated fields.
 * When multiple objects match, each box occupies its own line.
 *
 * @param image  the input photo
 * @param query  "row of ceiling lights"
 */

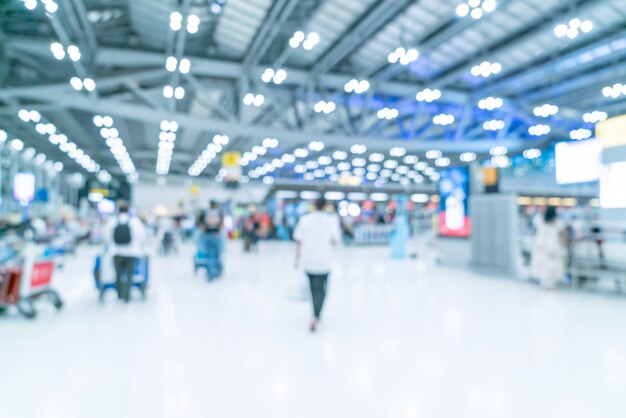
xmin=156 ymin=120 xmax=179 ymax=175
xmin=0 ymin=130 xmax=66 ymax=174
xmin=188 ymin=135 xmax=229 ymax=176
xmin=17 ymin=110 xmax=109 ymax=180
xmin=93 ymin=115 xmax=137 ymax=180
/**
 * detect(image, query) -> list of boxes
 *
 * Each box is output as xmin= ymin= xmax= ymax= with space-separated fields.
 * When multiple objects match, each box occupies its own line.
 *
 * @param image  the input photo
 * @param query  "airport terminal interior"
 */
xmin=2 ymin=0 xmax=626 ymax=417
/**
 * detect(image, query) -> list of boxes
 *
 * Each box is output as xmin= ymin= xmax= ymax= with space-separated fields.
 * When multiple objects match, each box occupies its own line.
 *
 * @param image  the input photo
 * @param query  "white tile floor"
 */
xmin=2 ymin=241 xmax=626 ymax=418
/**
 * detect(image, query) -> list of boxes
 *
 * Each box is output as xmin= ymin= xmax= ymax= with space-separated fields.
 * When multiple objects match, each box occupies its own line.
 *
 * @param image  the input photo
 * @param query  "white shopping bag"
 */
xmin=287 ymin=269 xmax=310 ymax=302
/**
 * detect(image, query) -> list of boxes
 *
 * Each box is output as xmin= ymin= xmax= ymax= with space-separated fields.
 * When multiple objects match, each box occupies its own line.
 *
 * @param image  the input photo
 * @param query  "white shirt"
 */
xmin=293 ymin=211 xmax=341 ymax=274
xmin=105 ymin=214 xmax=147 ymax=258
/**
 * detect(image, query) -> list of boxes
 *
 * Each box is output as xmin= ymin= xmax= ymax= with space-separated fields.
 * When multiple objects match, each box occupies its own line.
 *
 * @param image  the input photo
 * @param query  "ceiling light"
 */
xmin=426 ymin=150 xmax=442 ymax=159
xmin=174 ymin=86 xmax=185 ymax=100
xmin=388 ymin=47 xmax=419 ymax=65
xmin=533 ymin=104 xmax=559 ymax=117
xmin=416 ymin=88 xmax=441 ymax=102
xmin=24 ymin=0 xmax=37 ymax=10
xmin=389 ymin=146 xmax=406 ymax=157
xmin=351 ymin=144 xmax=367 ymax=154
xmin=478 ymin=96 xmax=504 ymax=110
xmin=523 ymin=148 xmax=542 ymax=159
xmin=83 ymin=78 xmax=96 ymax=91
xmin=369 ymin=153 xmax=384 ymax=163
xmin=582 ymin=111 xmax=608 ymax=123
xmin=602 ymin=83 xmax=626 ymax=99
xmin=166 ymin=56 xmax=177 ymax=72
xmin=483 ymin=119 xmax=505 ymax=131
xmin=528 ymin=124 xmax=551 ymax=136
xmin=67 ymin=45 xmax=81 ymax=62
xmin=457 ymin=0 xmax=496 ymax=20
xmin=344 ymin=79 xmax=369 ymax=94
xmin=308 ymin=141 xmax=324 ymax=152
xmin=70 ymin=77 xmax=83 ymax=91
xmin=377 ymin=107 xmax=399 ymax=120
xmin=10 ymin=139 xmax=24 ymax=151
xmin=570 ymin=128 xmax=592 ymax=140
xmin=179 ymin=58 xmax=191 ymax=74
xmin=554 ymin=18 xmax=593 ymax=39
xmin=460 ymin=152 xmax=476 ymax=162
xmin=433 ymin=113 xmax=455 ymax=126
xmin=489 ymin=145 xmax=508 ymax=156
xmin=471 ymin=61 xmax=501 ymax=78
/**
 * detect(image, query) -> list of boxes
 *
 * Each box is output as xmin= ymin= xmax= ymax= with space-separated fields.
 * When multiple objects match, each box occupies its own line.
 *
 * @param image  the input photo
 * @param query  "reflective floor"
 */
xmin=2 ymin=241 xmax=626 ymax=418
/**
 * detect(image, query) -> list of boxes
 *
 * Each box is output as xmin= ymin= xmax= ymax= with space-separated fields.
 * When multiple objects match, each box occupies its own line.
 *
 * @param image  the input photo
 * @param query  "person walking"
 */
xmin=293 ymin=198 xmax=341 ymax=332
xmin=530 ymin=206 xmax=565 ymax=289
xmin=106 ymin=203 xmax=146 ymax=302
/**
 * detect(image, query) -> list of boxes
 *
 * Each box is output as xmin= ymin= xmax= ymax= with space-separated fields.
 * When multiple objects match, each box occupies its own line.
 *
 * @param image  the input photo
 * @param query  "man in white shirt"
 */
xmin=105 ymin=203 xmax=147 ymax=302
xmin=293 ymin=198 xmax=341 ymax=332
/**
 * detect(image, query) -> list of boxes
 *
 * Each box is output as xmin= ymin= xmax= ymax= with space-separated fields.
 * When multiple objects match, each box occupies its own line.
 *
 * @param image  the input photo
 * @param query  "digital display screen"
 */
xmin=555 ymin=140 xmax=602 ymax=184
xmin=600 ymin=162 xmax=626 ymax=209
xmin=438 ymin=167 xmax=471 ymax=237
xmin=13 ymin=173 xmax=36 ymax=202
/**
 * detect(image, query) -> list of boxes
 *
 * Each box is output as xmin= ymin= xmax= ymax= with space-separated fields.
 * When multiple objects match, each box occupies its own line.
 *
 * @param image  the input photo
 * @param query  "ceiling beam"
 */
xmin=0 ymin=88 xmax=527 ymax=154
xmin=430 ymin=0 xmax=609 ymax=88
xmin=311 ymin=0 xmax=412 ymax=77
xmin=5 ymin=38 xmax=470 ymax=104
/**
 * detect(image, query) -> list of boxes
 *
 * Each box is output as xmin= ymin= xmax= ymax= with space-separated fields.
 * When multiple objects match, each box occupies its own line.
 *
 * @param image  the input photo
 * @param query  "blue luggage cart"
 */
xmin=194 ymin=251 xmax=222 ymax=280
xmin=93 ymin=255 xmax=149 ymax=302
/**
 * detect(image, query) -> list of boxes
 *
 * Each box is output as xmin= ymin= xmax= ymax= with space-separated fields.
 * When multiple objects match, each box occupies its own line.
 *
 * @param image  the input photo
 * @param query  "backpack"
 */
xmin=114 ymin=221 xmax=132 ymax=245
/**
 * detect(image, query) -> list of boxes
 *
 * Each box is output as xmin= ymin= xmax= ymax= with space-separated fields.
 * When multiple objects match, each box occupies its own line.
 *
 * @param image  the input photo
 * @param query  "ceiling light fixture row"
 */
xmin=289 ymin=31 xmax=320 ymax=50
xmin=523 ymin=148 xmax=542 ymax=160
xmin=262 ymin=68 xmax=287 ymax=84
xmin=528 ymin=124 xmax=551 ymax=136
xmin=433 ymin=113 xmax=455 ymax=126
xmin=314 ymin=100 xmax=336 ymax=114
xmin=188 ymin=134 xmax=229 ymax=176
xmin=554 ymin=18 xmax=593 ymax=39
xmin=387 ymin=47 xmax=419 ymax=65
xmin=471 ymin=61 xmax=502 ymax=78
xmin=240 ymin=138 xmax=280 ymax=167
xmin=570 ymin=128 xmax=592 ymax=140
xmin=23 ymin=0 xmax=58 ymax=13
xmin=165 ymin=56 xmax=191 ymax=74
xmin=50 ymin=42 xmax=81 ymax=61
xmin=243 ymin=93 xmax=265 ymax=107
xmin=533 ymin=104 xmax=559 ymax=118
xmin=18 ymin=109 xmax=107 ymax=177
xmin=163 ymin=85 xmax=186 ymax=100
xmin=170 ymin=12 xmax=200 ymax=33
xmin=456 ymin=0 xmax=497 ymax=20
xmin=483 ymin=119 xmax=505 ymax=131
xmin=1 ymin=130 xmax=70 ymax=176
xmin=94 ymin=114 xmax=137 ymax=179
xmin=70 ymin=76 xmax=96 ymax=92
xmin=416 ymin=88 xmax=442 ymax=103
xmin=156 ymin=120 xmax=179 ymax=176
xmin=377 ymin=107 xmax=399 ymax=120
xmin=478 ymin=96 xmax=503 ymax=110
xmin=344 ymin=79 xmax=370 ymax=94
xmin=582 ymin=111 xmax=608 ymax=124
xmin=602 ymin=83 xmax=626 ymax=99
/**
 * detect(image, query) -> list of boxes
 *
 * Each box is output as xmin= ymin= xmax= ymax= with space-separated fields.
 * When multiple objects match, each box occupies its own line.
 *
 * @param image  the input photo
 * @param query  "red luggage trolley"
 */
xmin=0 ymin=260 xmax=63 ymax=319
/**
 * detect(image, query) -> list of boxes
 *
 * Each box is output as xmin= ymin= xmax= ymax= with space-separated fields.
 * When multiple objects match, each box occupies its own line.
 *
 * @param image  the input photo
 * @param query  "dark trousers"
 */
xmin=307 ymin=272 xmax=329 ymax=320
xmin=114 ymin=256 xmax=136 ymax=301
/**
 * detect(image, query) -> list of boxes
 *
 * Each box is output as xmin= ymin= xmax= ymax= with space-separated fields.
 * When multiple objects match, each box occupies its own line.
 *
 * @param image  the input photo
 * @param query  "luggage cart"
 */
xmin=194 ymin=251 xmax=222 ymax=280
xmin=94 ymin=255 xmax=149 ymax=302
xmin=0 ymin=260 xmax=63 ymax=319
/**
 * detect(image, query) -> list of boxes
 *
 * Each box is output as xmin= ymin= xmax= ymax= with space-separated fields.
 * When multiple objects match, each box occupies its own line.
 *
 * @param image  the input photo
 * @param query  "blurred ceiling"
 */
xmin=0 ymin=0 xmax=625 ymax=185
